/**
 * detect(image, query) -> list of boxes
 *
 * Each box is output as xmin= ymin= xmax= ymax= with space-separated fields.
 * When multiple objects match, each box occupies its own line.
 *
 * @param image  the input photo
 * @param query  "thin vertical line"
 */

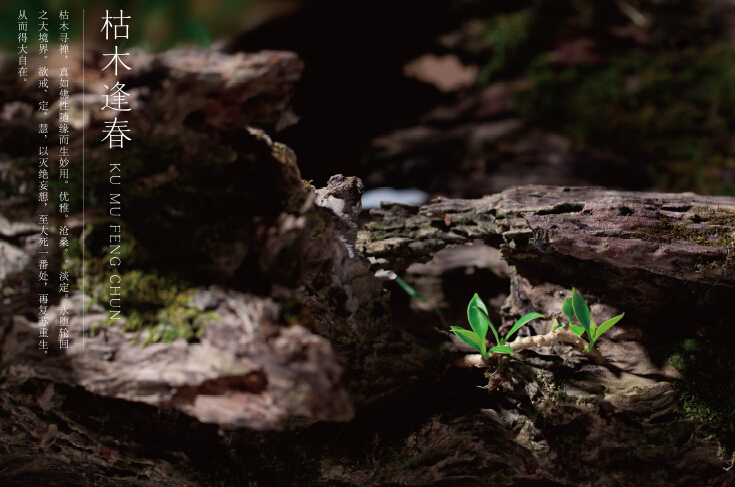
xmin=82 ymin=8 xmax=85 ymax=350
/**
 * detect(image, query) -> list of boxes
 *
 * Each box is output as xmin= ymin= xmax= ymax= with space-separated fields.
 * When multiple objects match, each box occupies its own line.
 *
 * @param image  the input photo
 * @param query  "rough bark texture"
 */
xmin=358 ymin=185 xmax=735 ymax=346
xmin=0 ymin=47 xmax=362 ymax=485
xmin=359 ymin=185 xmax=735 ymax=284
xmin=4 ymin=289 xmax=352 ymax=431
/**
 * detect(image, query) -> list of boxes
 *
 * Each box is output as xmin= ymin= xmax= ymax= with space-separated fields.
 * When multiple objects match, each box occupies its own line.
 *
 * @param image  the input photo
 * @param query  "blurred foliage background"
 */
xmin=0 ymin=0 xmax=253 ymax=51
xmin=4 ymin=0 xmax=735 ymax=196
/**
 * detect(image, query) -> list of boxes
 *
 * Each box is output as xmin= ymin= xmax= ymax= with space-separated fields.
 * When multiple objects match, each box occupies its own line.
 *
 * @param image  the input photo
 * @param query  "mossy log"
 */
xmin=359 ymin=184 xmax=735 ymax=361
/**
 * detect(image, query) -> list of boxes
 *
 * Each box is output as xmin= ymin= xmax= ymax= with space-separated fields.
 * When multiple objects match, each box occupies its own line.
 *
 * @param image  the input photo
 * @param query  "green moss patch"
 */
xmin=88 ymin=269 xmax=219 ymax=347
xmin=515 ymin=43 xmax=735 ymax=194
xmin=63 ymin=220 xmax=218 ymax=347
xmin=468 ymin=0 xmax=735 ymax=195
xmin=669 ymin=339 xmax=735 ymax=458
xmin=633 ymin=215 xmax=734 ymax=247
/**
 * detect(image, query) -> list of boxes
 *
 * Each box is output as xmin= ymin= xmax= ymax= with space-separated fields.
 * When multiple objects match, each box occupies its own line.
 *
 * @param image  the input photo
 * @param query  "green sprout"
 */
xmin=451 ymin=293 xmax=544 ymax=360
xmin=562 ymin=288 xmax=625 ymax=353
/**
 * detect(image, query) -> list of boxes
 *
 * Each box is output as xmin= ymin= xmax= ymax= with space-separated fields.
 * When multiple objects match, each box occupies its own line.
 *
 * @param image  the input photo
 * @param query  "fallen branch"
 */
xmin=455 ymin=328 xmax=608 ymax=368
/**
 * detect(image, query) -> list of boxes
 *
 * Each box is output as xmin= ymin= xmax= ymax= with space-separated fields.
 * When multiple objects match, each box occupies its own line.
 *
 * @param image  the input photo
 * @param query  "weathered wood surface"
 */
xmin=3 ymin=290 xmax=352 ymax=431
xmin=1 ymin=130 xmax=358 ymax=431
xmin=359 ymin=185 xmax=735 ymax=287
xmin=360 ymin=185 xmax=735 ymax=372
xmin=3 ymin=65 xmax=357 ymax=431
xmin=0 ymin=48 xmax=359 ymax=485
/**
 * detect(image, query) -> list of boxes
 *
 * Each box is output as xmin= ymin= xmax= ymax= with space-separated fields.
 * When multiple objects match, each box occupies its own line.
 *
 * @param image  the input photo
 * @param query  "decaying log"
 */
xmin=359 ymin=185 xmax=735 ymax=287
xmin=348 ymin=185 xmax=734 ymax=486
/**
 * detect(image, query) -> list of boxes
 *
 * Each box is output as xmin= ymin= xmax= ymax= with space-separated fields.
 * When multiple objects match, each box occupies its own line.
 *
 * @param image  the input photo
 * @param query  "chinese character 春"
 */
xmin=102 ymin=118 xmax=131 ymax=148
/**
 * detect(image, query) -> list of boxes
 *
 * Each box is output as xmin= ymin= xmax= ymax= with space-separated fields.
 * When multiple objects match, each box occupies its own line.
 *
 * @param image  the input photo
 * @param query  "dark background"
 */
xmin=5 ymin=0 xmax=735 ymax=197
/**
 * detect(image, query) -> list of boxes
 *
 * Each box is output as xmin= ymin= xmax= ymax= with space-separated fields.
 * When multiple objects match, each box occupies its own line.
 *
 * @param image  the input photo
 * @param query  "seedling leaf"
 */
xmin=451 ymin=326 xmax=482 ymax=352
xmin=394 ymin=276 xmax=447 ymax=326
xmin=467 ymin=294 xmax=490 ymax=342
xmin=562 ymin=297 xmax=574 ymax=323
xmin=473 ymin=305 xmax=501 ymax=346
xmin=503 ymin=312 xmax=545 ymax=345
xmin=570 ymin=324 xmax=585 ymax=336
xmin=551 ymin=317 xmax=559 ymax=331
xmin=489 ymin=345 xmax=514 ymax=354
xmin=395 ymin=276 xmax=424 ymax=301
xmin=571 ymin=288 xmax=591 ymax=337
xmin=594 ymin=313 xmax=624 ymax=340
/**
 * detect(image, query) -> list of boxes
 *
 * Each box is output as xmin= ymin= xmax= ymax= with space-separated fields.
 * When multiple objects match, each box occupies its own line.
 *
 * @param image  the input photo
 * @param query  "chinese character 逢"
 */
xmin=102 ymin=82 xmax=131 ymax=111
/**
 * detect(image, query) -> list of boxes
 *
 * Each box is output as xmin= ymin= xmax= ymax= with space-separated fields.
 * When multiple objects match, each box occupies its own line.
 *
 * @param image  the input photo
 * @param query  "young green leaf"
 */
xmin=569 ymin=324 xmax=585 ymax=336
xmin=467 ymin=294 xmax=490 ymax=342
xmin=562 ymin=297 xmax=574 ymax=323
xmin=502 ymin=312 xmax=545 ymax=345
xmin=489 ymin=345 xmax=514 ymax=354
xmin=571 ymin=288 xmax=591 ymax=337
xmin=450 ymin=326 xmax=482 ymax=352
xmin=593 ymin=313 xmax=624 ymax=340
xmin=551 ymin=317 xmax=560 ymax=332
xmin=473 ymin=305 xmax=501 ymax=346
